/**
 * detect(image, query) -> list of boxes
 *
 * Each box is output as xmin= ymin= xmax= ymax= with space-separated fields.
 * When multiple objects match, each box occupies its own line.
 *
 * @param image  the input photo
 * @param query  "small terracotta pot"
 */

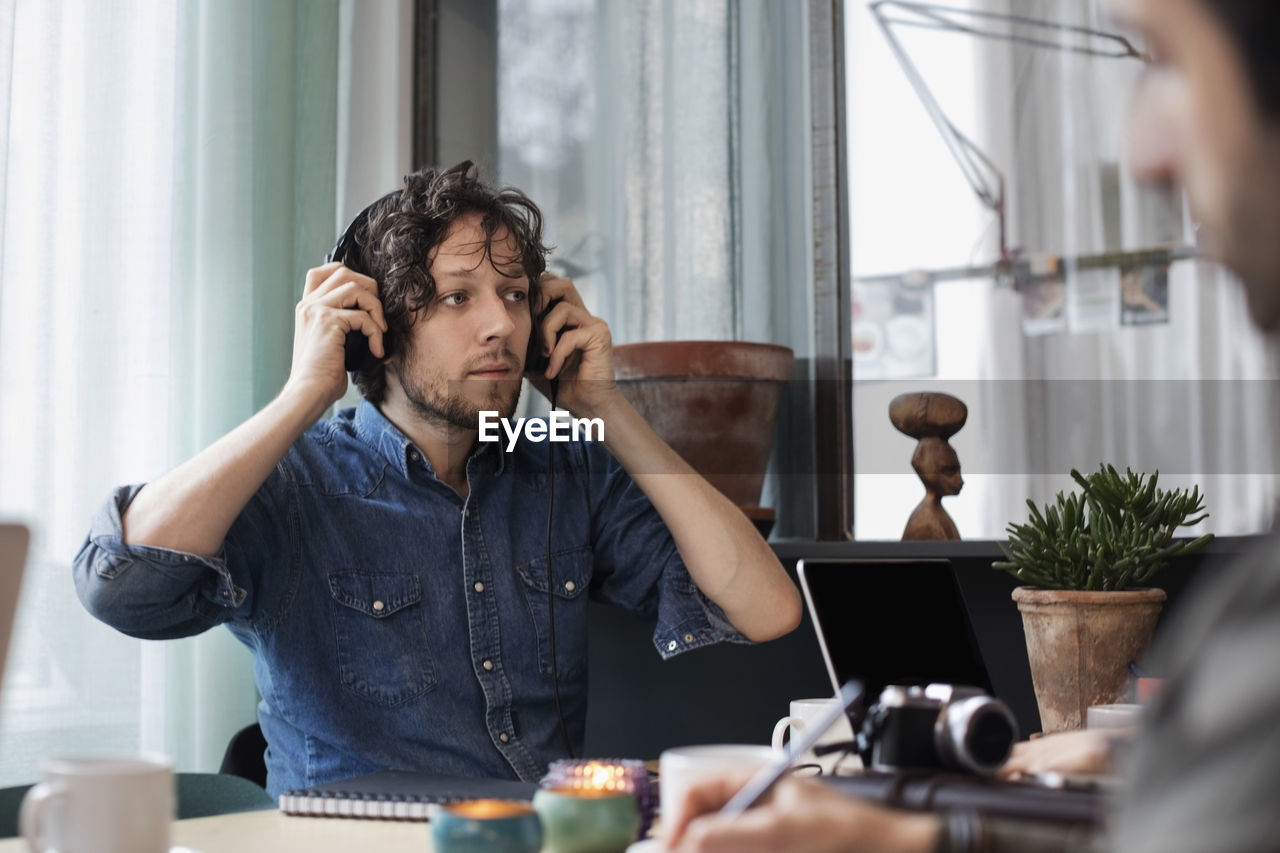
xmin=612 ymin=341 xmax=794 ymax=513
xmin=1012 ymin=586 xmax=1166 ymax=733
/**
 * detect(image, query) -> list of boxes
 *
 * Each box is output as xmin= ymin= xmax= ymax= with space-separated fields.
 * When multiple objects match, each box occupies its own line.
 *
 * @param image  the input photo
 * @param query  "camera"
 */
xmin=858 ymin=683 xmax=1017 ymax=776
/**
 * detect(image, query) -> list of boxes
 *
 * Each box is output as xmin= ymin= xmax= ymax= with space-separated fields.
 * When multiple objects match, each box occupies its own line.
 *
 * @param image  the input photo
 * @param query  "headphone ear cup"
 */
xmin=526 ymin=295 xmax=563 ymax=376
xmin=345 ymin=330 xmax=377 ymax=372
xmin=329 ymin=195 xmax=396 ymax=372
xmin=526 ymin=333 xmax=546 ymax=375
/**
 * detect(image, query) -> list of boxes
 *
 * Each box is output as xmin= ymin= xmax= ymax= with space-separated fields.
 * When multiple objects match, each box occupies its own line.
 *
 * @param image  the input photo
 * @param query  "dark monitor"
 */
xmin=797 ymin=558 xmax=993 ymax=699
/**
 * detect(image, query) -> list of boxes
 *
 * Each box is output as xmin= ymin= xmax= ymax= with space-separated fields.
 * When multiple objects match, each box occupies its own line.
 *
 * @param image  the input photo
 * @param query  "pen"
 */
xmin=718 ymin=680 xmax=865 ymax=817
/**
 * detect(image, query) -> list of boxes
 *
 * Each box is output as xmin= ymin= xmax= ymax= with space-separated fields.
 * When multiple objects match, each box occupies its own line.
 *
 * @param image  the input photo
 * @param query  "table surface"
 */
xmin=0 ymin=809 xmax=438 ymax=853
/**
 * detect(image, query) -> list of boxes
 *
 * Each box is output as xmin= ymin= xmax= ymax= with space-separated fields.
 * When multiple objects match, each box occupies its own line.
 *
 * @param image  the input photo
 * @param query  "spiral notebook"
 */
xmin=278 ymin=770 xmax=538 ymax=821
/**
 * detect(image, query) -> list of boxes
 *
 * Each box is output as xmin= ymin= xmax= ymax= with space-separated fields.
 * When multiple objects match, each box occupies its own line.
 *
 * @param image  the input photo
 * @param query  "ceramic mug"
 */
xmin=771 ymin=697 xmax=859 ymax=775
xmin=1086 ymin=703 xmax=1143 ymax=730
xmin=658 ymin=744 xmax=777 ymax=824
xmin=432 ymin=799 xmax=542 ymax=853
xmin=20 ymin=755 xmax=173 ymax=853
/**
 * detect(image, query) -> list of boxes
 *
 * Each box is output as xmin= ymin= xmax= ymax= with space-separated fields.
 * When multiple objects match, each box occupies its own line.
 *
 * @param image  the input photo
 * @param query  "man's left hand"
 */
xmin=531 ymin=271 xmax=619 ymax=417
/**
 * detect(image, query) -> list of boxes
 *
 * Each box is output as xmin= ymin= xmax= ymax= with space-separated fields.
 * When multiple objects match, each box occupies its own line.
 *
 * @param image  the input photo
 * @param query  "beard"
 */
xmin=397 ymin=344 xmax=524 ymax=430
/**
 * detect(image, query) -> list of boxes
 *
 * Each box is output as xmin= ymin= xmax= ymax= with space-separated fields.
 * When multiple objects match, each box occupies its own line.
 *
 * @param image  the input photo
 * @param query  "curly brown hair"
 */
xmin=336 ymin=161 xmax=550 ymax=403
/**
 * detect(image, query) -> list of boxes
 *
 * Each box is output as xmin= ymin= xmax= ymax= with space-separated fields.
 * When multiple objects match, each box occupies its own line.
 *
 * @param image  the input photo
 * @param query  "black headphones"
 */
xmin=326 ymin=193 xmax=399 ymax=372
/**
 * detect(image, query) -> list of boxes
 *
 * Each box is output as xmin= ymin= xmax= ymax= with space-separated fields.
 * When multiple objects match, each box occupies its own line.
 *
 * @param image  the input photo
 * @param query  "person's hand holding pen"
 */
xmin=661 ymin=771 xmax=941 ymax=853
xmin=660 ymin=680 xmax=938 ymax=853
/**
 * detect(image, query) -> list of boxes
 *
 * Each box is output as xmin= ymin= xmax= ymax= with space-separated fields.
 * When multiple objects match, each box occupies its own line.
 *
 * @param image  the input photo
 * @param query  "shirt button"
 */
xmin=482 ymin=659 xmax=494 ymax=671
xmin=372 ymin=600 xmax=385 ymax=612
xmin=499 ymin=732 xmax=510 ymax=743
xmin=684 ymin=633 xmax=695 ymax=643
xmin=474 ymin=582 xmax=485 ymax=593
xmin=463 ymin=508 xmax=471 ymax=517
xmin=563 ymin=580 xmax=576 ymax=593
xmin=408 ymin=449 xmax=419 ymax=462
xmin=667 ymin=640 xmax=677 ymax=652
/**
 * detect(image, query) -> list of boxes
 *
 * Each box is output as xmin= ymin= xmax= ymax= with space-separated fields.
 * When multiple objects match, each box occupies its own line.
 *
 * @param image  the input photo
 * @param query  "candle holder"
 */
xmin=543 ymin=758 xmax=657 ymax=840
xmin=533 ymin=787 xmax=641 ymax=853
xmin=431 ymin=799 xmax=542 ymax=853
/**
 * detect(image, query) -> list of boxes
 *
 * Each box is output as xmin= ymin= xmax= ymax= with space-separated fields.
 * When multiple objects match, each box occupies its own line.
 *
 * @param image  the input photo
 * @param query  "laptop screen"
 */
xmin=797 ymin=558 xmax=993 ymax=700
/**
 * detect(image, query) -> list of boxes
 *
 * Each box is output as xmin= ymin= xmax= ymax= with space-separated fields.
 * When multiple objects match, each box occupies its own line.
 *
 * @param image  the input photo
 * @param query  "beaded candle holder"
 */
xmin=542 ymin=759 xmax=657 ymax=840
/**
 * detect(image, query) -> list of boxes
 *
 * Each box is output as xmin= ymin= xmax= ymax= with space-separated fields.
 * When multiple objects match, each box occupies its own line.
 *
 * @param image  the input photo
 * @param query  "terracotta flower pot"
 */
xmin=1012 ymin=586 xmax=1166 ymax=733
xmin=612 ymin=341 xmax=794 ymax=527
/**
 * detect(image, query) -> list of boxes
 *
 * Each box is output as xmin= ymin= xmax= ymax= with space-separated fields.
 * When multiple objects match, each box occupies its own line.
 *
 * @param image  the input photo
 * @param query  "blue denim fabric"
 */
xmin=73 ymin=400 xmax=746 ymax=797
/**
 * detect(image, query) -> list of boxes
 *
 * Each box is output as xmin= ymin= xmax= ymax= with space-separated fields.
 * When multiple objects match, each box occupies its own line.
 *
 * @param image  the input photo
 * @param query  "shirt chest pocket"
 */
xmin=328 ymin=571 xmax=437 ymax=706
xmin=515 ymin=546 xmax=592 ymax=679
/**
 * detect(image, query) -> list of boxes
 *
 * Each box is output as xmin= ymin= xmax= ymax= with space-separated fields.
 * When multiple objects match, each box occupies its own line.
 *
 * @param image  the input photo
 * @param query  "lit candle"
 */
xmin=432 ymin=799 xmax=542 ymax=853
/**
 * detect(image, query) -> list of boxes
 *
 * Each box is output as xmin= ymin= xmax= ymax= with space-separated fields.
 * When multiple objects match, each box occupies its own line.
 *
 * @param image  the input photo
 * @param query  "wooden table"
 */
xmin=0 ymin=809 xmax=437 ymax=853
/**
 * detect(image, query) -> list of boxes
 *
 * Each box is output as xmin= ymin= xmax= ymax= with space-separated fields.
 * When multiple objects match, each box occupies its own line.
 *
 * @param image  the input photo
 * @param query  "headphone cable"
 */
xmin=547 ymin=378 xmax=574 ymax=758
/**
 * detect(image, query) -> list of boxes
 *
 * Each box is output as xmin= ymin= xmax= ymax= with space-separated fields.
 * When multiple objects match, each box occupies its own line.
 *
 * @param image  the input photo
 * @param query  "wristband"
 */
xmin=934 ymin=810 xmax=985 ymax=853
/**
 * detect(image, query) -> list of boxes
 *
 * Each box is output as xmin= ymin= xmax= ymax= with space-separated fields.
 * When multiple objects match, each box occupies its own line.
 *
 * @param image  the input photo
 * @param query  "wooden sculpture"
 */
xmin=890 ymin=392 xmax=967 ymax=541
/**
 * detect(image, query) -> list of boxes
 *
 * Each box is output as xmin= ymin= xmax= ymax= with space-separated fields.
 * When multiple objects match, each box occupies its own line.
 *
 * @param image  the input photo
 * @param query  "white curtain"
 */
xmin=850 ymin=0 xmax=1278 ymax=540
xmin=496 ymin=0 xmax=815 ymax=533
xmin=496 ymin=0 xmax=811 ymax=348
xmin=0 ymin=0 xmax=411 ymax=784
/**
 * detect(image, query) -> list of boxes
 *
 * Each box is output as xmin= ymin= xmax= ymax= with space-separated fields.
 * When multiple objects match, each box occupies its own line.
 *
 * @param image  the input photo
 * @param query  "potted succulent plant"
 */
xmin=994 ymin=465 xmax=1213 ymax=732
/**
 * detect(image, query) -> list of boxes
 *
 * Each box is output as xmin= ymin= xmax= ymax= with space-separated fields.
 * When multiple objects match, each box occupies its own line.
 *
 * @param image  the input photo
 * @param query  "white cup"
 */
xmin=658 ymin=744 xmax=777 ymax=823
xmin=20 ymin=755 xmax=174 ymax=853
xmin=771 ymin=697 xmax=859 ymax=775
xmin=1086 ymin=703 xmax=1143 ymax=730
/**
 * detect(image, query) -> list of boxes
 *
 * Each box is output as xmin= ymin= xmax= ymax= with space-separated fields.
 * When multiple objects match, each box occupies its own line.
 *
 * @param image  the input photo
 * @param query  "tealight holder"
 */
xmin=533 ymin=786 xmax=641 ymax=853
xmin=543 ymin=758 xmax=657 ymax=839
xmin=431 ymin=799 xmax=542 ymax=853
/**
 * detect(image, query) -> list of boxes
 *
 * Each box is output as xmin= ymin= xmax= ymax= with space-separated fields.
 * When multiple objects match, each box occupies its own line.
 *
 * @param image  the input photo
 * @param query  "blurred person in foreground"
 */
xmin=666 ymin=0 xmax=1280 ymax=850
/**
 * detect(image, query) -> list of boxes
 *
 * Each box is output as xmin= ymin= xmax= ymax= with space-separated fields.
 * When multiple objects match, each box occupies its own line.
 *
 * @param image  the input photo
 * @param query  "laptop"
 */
xmin=796 ymin=558 xmax=993 ymax=701
xmin=0 ymin=524 xmax=30 ymax=692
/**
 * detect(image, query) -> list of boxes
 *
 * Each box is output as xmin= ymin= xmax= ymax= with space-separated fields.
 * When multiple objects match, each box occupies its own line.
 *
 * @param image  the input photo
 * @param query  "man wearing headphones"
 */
xmin=73 ymin=162 xmax=801 ymax=797
xmin=666 ymin=0 xmax=1280 ymax=851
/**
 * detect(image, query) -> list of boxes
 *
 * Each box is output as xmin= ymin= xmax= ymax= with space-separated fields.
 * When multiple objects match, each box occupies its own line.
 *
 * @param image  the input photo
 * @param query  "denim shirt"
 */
xmin=74 ymin=400 xmax=745 ymax=797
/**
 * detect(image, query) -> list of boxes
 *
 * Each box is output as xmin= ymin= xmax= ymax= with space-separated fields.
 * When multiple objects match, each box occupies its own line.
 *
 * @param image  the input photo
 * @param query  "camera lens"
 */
xmin=936 ymin=696 xmax=1017 ymax=775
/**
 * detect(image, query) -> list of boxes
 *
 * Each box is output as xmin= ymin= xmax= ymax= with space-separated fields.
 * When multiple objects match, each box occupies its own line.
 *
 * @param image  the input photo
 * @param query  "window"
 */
xmin=845 ymin=0 xmax=1277 ymax=540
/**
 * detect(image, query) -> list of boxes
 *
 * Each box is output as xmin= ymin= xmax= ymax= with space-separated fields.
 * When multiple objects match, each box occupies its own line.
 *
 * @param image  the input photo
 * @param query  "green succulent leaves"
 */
xmin=993 ymin=465 xmax=1214 ymax=591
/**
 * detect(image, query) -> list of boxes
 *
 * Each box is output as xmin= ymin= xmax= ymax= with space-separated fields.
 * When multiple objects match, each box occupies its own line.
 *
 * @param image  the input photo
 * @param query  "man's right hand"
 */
xmin=285 ymin=261 xmax=387 ymax=407
xmin=122 ymin=262 xmax=386 ymax=555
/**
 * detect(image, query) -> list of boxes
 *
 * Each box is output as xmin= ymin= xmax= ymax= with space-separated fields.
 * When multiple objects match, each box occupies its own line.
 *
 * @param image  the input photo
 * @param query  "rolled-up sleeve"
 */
xmin=74 ymin=466 xmax=292 ymax=640
xmin=578 ymin=441 xmax=750 ymax=660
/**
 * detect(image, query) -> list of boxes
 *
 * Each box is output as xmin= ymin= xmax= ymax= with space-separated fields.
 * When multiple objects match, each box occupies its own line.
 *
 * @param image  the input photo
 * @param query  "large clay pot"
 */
xmin=1012 ymin=587 xmax=1166 ymax=733
xmin=612 ymin=341 xmax=794 ymax=526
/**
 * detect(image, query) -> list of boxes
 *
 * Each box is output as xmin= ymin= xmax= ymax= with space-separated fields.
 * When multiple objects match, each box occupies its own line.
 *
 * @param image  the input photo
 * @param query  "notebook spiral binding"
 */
xmin=278 ymin=789 xmax=446 ymax=820
xmin=276 ymin=770 xmax=539 ymax=821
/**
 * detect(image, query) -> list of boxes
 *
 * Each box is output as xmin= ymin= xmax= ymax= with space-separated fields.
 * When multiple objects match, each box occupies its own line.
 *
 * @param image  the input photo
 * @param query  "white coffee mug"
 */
xmin=771 ymin=697 xmax=859 ymax=775
xmin=658 ymin=744 xmax=777 ymax=823
xmin=1086 ymin=703 xmax=1143 ymax=730
xmin=20 ymin=755 xmax=174 ymax=853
